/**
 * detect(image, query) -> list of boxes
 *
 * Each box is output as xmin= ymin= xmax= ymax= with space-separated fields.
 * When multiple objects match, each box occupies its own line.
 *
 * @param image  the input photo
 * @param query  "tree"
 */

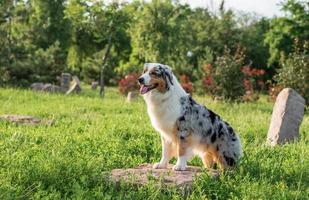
xmin=0 ymin=0 xmax=35 ymax=85
xmin=237 ymin=14 xmax=270 ymax=69
xmin=65 ymin=0 xmax=131 ymax=96
xmin=265 ymin=0 xmax=309 ymax=65
xmin=29 ymin=0 xmax=70 ymax=49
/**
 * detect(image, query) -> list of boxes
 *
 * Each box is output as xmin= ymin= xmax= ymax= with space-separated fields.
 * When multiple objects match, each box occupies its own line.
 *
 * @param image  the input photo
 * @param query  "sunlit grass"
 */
xmin=0 ymin=87 xmax=308 ymax=199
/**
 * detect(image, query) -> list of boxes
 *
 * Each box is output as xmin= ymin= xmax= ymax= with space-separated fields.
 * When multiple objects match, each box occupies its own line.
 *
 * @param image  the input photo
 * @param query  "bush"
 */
xmin=31 ymin=41 xmax=66 ymax=83
xmin=274 ymin=40 xmax=309 ymax=104
xmin=118 ymin=73 xmax=140 ymax=95
xmin=81 ymin=56 xmax=101 ymax=84
xmin=5 ymin=41 xmax=66 ymax=86
xmin=179 ymin=75 xmax=193 ymax=95
xmin=212 ymin=47 xmax=245 ymax=101
xmin=200 ymin=53 xmax=265 ymax=102
xmin=0 ymin=67 xmax=10 ymax=86
xmin=268 ymin=84 xmax=284 ymax=102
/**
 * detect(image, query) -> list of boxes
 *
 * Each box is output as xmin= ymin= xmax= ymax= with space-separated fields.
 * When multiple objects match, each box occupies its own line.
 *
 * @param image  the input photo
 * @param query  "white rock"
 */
xmin=127 ymin=91 xmax=137 ymax=102
xmin=267 ymin=88 xmax=305 ymax=146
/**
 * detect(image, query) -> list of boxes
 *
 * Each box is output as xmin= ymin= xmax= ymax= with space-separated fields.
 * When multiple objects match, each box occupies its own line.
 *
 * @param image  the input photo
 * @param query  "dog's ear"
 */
xmin=159 ymin=64 xmax=173 ymax=89
xmin=163 ymin=65 xmax=173 ymax=86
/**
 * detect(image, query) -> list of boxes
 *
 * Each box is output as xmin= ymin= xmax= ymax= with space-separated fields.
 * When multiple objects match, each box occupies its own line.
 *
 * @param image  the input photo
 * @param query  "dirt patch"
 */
xmin=0 ymin=115 xmax=53 ymax=125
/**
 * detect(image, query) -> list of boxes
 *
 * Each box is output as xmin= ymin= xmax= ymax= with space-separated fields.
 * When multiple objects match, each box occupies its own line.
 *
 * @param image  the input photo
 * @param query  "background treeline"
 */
xmin=0 ymin=0 xmax=308 ymax=100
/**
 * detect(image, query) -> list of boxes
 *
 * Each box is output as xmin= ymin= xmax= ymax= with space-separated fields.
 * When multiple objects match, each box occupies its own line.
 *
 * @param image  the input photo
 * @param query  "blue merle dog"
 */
xmin=138 ymin=63 xmax=242 ymax=171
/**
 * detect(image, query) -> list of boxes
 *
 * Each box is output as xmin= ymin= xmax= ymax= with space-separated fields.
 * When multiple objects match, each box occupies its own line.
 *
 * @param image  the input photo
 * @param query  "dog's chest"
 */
xmin=147 ymin=101 xmax=181 ymax=141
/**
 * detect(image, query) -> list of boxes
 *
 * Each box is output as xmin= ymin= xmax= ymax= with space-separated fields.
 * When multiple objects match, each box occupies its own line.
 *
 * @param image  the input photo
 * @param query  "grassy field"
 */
xmin=0 ymin=87 xmax=308 ymax=199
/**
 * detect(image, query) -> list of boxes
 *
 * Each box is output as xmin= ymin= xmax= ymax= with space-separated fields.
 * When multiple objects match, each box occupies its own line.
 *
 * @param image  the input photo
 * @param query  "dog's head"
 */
xmin=138 ymin=63 xmax=174 ymax=95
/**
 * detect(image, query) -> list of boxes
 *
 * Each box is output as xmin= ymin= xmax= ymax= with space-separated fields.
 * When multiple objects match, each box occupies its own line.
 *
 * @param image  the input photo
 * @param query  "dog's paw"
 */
xmin=172 ymin=164 xmax=187 ymax=171
xmin=153 ymin=162 xmax=167 ymax=169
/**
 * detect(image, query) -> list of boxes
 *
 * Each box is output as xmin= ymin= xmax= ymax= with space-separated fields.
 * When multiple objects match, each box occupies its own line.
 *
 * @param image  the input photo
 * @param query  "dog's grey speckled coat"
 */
xmin=177 ymin=95 xmax=242 ymax=167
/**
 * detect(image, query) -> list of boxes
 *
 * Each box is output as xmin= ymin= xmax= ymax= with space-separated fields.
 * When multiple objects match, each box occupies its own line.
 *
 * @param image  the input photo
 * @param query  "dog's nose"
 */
xmin=138 ymin=77 xmax=144 ymax=84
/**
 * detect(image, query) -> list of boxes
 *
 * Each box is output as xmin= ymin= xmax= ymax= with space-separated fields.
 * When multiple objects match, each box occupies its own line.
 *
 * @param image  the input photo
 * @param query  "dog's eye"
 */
xmin=150 ymin=71 xmax=157 ymax=76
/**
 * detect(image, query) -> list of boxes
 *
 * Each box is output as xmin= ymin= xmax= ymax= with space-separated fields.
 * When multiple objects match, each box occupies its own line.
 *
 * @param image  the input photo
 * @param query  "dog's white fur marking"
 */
xmin=140 ymin=63 xmax=242 ymax=171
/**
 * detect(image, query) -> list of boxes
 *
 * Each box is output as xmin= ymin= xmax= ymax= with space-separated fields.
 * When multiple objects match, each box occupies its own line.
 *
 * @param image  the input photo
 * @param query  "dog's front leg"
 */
xmin=153 ymin=136 xmax=175 ymax=169
xmin=173 ymin=117 xmax=191 ymax=171
xmin=173 ymin=136 xmax=189 ymax=171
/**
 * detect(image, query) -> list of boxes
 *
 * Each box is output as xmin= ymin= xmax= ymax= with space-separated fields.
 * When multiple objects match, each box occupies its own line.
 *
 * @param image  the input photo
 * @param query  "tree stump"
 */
xmin=267 ymin=88 xmax=305 ymax=146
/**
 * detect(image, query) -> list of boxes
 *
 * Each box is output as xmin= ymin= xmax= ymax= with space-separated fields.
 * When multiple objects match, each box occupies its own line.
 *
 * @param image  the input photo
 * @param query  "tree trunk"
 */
xmin=7 ymin=7 xmax=12 ymax=69
xmin=99 ymin=32 xmax=113 ymax=97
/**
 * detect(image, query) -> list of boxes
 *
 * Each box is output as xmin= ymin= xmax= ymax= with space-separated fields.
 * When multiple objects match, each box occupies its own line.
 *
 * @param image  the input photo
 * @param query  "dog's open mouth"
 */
xmin=140 ymin=84 xmax=158 ymax=95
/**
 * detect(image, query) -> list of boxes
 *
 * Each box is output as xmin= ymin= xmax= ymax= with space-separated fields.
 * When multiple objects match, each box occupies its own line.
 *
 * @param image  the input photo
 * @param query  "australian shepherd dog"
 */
xmin=138 ymin=63 xmax=242 ymax=171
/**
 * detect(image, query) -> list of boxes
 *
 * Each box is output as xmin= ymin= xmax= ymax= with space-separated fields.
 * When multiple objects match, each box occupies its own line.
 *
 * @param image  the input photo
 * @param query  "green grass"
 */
xmin=0 ymin=87 xmax=308 ymax=199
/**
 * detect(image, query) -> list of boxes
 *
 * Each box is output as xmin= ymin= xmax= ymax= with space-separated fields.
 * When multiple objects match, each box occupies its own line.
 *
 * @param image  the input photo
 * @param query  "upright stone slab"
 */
xmin=61 ymin=73 xmax=72 ymax=92
xmin=66 ymin=76 xmax=82 ymax=95
xmin=267 ymin=88 xmax=305 ymax=146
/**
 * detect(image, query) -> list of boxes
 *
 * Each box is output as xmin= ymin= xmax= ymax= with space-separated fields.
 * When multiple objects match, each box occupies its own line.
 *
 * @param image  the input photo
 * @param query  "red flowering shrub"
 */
xmin=241 ymin=65 xmax=265 ymax=101
xmin=202 ymin=64 xmax=213 ymax=85
xmin=118 ymin=73 xmax=140 ymax=95
xmin=201 ymin=47 xmax=246 ymax=101
xmin=201 ymin=64 xmax=216 ymax=95
xmin=242 ymin=66 xmax=265 ymax=89
xmin=201 ymin=62 xmax=266 ymax=101
xmin=180 ymin=75 xmax=193 ymax=95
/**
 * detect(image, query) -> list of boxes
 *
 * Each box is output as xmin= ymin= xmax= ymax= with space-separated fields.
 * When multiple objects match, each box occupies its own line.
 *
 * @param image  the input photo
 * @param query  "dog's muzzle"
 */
xmin=138 ymin=77 xmax=144 ymax=85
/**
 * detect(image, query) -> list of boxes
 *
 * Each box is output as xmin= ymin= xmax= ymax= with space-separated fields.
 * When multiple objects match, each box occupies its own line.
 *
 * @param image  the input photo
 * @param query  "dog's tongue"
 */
xmin=140 ymin=86 xmax=150 ymax=94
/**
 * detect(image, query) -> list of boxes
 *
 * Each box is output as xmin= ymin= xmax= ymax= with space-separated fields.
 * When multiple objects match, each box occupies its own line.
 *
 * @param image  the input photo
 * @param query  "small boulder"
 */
xmin=31 ymin=83 xmax=61 ymax=93
xmin=91 ymin=81 xmax=99 ymax=90
xmin=110 ymin=163 xmax=218 ymax=188
xmin=0 ymin=115 xmax=41 ymax=125
xmin=42 ymin=84 xmax=62 ymax=93
xmin=127 ymin=91 xmax=138 ymax=102
xmin=0 ymin=115 xmax=54 ymax=125
xmin=31 ymin=83 xmax=44 ymax=91
xmin=267 ymin=88 xmax=306 ymax=146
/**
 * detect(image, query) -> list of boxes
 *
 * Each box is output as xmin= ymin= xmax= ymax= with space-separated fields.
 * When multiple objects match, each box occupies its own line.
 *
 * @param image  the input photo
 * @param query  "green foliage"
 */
xmin=0 ymin=1 xmax=66 ymax=86
xmin=237 ymin=15 xmax=270 ymax=69
xmin=30 ymin=0 xmax=70 ymax=49
xmin=5 ymin=41 xmax=66 ymax=86
xmin=274 ymin=41 xmax=309 ymax=104
xmin=125 ymin=1 xmax=190 ymax=73
xmin=31 ymin=41 xmax=67 ymax=83
xmin=0 ymin=87 xmax=308 ymax=198
xmin=212 ymin=48 xmax=246 ymax=101
xmin=265 ymin=0 xmax=309 ymax=65
xmin=119 ymin=1 xmax=271 ymax=81
xmin=0 ymin=0 xmax=308 ymax=94
xmin=64 ymin=1 xmax=131 ymax=81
